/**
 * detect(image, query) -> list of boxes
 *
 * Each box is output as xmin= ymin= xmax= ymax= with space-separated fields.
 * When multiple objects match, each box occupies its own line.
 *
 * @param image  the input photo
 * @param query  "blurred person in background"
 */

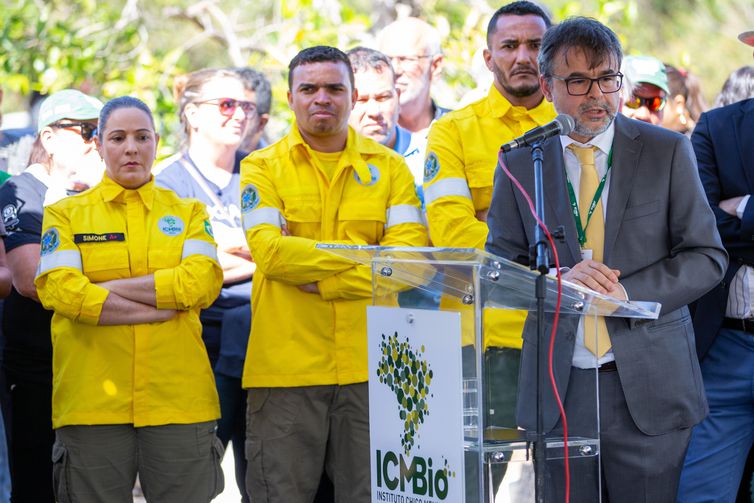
xmin=621 ymin=55 xmax=669 ymax=126
xmin=235 ymin=67 xmax=272 ymax=154
xmin=377 ymin=17 xmax=449 ymax=135
xmin=0 ymin=86 xmax=20 ymax=502
xmin=662 ymin=65 xmax=707 ymax=136
xmin=35 ymin=96 xmax=224 ymax=503
xmin=0 ymin=220 xmax=13 ymax=503
xmin=0 ymin=89 xmax=102 ymax=503
xmin=714 ymin=65 xmax=754 ymax=108
xmin=346 ymin=48 xmax=418 ymax=191
xmin=156 ymin=67 xmax=260 ymax=503
xmin=678 ymin=29 xmax=754 ymax=503
xmin=0 ymin=89 xmax=36 ymax=178
xmin=377 ymin=17 xmax=450 ymax=195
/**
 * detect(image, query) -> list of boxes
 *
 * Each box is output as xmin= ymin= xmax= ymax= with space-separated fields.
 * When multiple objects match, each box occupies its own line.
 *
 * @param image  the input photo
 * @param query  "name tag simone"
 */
xmin=73 ymin=233 xmax=126 ymax=244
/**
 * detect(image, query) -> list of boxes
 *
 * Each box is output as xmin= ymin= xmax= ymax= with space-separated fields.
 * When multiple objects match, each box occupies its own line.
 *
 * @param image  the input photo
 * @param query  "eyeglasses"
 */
xmin=549 ymin=73 xmax=624 ymax=96
xmin=51 ymin=122 xmax=97 ymax=142
xmin=388 ymin=55 xmax=431 ymax=68
xmin=623 ymin=95 xmax=667 ymax=112
xmin=195 ymin=98 xmax=257 ymax=117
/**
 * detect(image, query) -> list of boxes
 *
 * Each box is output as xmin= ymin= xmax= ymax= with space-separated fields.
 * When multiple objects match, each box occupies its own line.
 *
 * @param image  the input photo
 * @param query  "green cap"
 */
xmin=622 ymin=56 xmax=669 ymax=94
xmin=37 ymin=89 xmax=103 ymax=132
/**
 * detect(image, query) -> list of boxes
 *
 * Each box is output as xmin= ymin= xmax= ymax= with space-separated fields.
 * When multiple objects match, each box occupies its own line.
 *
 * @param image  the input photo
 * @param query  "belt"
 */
xmin=598 ymin=360 xmax=617 ymax=372
xmin=722 ymin=317 xmax=754 ymax=334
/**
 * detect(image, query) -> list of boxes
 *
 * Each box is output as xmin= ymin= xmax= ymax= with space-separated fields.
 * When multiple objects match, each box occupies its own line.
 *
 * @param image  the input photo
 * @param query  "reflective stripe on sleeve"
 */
xmin=385 ymin=205 xmax=424 ymax=228
xmin=423 ymin=178 xmax=472 ymax=205
xmin=38 ymin=250 xmax=82 ymax=275
xmin=181 ymin=239 xmax=219 ymax=262
xmin=242 ymin=207 xmax=287 ymax=231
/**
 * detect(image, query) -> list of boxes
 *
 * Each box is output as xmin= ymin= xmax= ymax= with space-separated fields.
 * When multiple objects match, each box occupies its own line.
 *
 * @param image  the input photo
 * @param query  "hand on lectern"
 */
xmin=563 ymin=259 xmax=621 ymax=295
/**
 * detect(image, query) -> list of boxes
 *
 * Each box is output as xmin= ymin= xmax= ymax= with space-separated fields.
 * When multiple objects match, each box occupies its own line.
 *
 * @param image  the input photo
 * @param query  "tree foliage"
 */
xmin=1 ymin=0 xmax=753 ymax=153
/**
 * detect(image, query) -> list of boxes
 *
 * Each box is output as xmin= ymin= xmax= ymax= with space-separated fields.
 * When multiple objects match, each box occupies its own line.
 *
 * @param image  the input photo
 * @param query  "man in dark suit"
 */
xmin=677 ymin=30 xmax=754 ymax=503
xmin=485 ymin=17 xmax=727 ymax=502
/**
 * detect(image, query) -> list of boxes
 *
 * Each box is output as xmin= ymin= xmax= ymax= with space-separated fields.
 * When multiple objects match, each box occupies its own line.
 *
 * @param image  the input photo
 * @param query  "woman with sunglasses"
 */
xmin=0 ymin=89 xmax=103 ymax=503
xmin=155 ymin=67 xmax=258 ymax=502
xmin=35 ymin=96 xmax=224 ymax=502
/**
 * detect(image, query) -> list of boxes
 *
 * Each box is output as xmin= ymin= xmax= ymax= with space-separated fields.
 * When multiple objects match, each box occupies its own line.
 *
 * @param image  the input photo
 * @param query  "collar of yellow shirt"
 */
xmin=99 ymin=174 xmax=155 ymax=210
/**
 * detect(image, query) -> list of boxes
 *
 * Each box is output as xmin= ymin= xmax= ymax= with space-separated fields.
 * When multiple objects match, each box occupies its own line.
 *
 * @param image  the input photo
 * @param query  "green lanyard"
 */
xmin=565 ymin=148 xmax=613 ymax=247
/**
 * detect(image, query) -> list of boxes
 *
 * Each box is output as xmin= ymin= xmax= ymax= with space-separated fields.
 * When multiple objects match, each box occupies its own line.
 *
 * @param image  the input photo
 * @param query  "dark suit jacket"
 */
xmin=691 ymin=98 xmax=754 ymax=359
xmin=485 ymin=114 xmax=727 ymax=436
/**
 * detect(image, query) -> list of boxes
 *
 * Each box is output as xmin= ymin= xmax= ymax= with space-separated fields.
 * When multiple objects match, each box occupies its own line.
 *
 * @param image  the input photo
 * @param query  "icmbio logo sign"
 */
xmin=367 ymin=307 xmax=464 ymax=503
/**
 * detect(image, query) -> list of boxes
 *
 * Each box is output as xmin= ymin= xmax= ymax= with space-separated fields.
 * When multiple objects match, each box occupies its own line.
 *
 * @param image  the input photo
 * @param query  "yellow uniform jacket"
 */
xmin=240 ymin=125 xmax=428 ymax=388
xmin=424 ymin=86 xmax=556 ymax=348
xmin=35 ymin=175 xmax=223 ymax=428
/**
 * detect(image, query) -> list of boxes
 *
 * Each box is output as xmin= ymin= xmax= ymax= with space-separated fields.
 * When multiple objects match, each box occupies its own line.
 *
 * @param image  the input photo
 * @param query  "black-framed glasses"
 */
xmin=51 ymin=122 xmax=97 ymax=142
xmin=194 ymin=98 xmax=257 ymax=117
xmin=624 ymin=95 xmax=667 ymax=112
xmin=549 ymin=73 xmax=624 ymax=96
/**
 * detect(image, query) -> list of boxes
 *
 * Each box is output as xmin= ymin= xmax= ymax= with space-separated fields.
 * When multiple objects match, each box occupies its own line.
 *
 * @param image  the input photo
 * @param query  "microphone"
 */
xmin=501 ymin=114 xmax=575 ymax=153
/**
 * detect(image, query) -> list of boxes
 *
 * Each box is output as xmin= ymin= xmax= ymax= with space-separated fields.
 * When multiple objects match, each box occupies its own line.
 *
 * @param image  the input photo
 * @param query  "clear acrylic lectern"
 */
xmin=317 ymin=245 xmax=660 ymax=503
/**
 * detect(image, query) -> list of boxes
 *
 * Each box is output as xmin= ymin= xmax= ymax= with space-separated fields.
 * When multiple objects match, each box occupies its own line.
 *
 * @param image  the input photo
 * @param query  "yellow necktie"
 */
xmin=569 ymin=145 xmax=611 ymax=357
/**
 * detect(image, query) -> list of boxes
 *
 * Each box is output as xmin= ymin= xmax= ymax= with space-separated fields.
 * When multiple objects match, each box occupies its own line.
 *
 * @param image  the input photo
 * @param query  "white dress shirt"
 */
xmin=726 ymin=195 xmax=754 ymax=318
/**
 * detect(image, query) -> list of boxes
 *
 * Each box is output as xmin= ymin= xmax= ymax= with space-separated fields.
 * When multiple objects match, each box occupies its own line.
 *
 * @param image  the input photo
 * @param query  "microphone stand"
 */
xmin=530 ymin=140 xmax=549 ymax=503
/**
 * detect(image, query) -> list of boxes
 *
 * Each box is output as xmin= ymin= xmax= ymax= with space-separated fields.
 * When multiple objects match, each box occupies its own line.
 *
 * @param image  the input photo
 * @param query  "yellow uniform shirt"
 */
xmin=240 ymin=125 xmax=428 ymax=388
xmin=424 ymin=86 xmax=556 ymax=348
xmin=35 ymin=175 xmax=223 ymax=428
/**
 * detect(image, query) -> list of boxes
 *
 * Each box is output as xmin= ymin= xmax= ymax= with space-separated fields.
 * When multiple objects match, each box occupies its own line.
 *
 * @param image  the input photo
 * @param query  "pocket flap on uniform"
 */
xmin=284 ymin=201 xmax=321 ymax=223
xmin=247 ymin=388 xmax=270 ymax=413
xmin=82 ymin=246 xmax=129 ymax=273
xmin=339 ymin=200 xmax=387 ymax=222
xmin=52 ymin=441 xmax=66 ymax=463
xmin=466 ymin=161 xmax=493 ymax=189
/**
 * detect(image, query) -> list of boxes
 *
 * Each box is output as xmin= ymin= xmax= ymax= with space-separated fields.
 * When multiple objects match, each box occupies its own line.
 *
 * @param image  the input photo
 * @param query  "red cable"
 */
xmin=497 ymin=151 xmax=569 ymax=503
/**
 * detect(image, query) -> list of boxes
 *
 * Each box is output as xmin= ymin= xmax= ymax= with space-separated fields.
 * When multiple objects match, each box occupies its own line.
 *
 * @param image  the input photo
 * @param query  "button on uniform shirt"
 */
xmin=423 ymin=85 xmax=556 ymax=349
xmin=240 ymin=125 xmax=427 ymax=388
xmin=34 ymin=175 xmax=223 ymax=428
xmin=560 ymin=123 xmax=618 ymax=368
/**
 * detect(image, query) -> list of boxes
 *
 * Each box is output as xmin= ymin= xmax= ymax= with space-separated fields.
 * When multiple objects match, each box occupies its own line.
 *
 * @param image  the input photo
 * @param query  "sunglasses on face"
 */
xmin=51 ymin=122 xmax=97 ymax=142
xmin=195 ymin=98 xmax=257 ymax=117
xmin=624 ymin=95 xmax=667 ymax=112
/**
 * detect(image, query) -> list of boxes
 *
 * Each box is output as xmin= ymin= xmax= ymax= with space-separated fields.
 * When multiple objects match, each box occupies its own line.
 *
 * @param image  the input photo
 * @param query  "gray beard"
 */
xmin=573 ymin=103 xmax=616 ymax=138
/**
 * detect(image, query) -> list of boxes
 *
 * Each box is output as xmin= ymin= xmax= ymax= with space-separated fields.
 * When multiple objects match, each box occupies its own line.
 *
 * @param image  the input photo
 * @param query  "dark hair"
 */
xmin=538 ymin=16 xmax=622 ymax=82
xmin=487 ymin=1 xmax=552 ymax=47
xmin=233 ymin=67 xmax=272 ymax=116
xmin=714 ymin=66 xmax=754 ymax=108
xmin=665 ymin=64 xmax=707 ymax=121
xmin=288 ymin=46 xmax=354 ymax=90
xmin=27 ymin=136 xmax=50 ymax=168
xmin=665 ymin=65 xmax=688 ymax=100
xmin=98 ymin=96 xmax=155 ymax=140
xmin=346 ymin=46 xmax=395 ymax=80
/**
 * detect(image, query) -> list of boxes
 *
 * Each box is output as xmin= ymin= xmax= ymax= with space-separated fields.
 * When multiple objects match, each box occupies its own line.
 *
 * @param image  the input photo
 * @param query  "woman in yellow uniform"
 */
xmin=34 ymin=96 xmax=225 ymax=503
